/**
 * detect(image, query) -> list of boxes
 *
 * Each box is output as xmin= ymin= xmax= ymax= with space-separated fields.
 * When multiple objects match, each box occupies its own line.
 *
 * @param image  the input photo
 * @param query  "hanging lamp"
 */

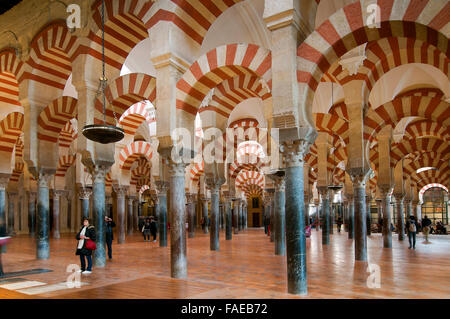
xmin=82 ymin=0 xmax=124 ymax=144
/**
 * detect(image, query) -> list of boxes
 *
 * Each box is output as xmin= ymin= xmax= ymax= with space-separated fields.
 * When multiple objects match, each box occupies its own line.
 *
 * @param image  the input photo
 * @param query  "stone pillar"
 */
xmin=66 ymin=192 xmax=72 ymax=231
xmin=329 ymin=201 xmax=334 ymax=235
xmin=272 ymin=173 xmax=286 ymax=256
xmin=186 ymin=194 xmax=195 ymax=238
xmin=280 ymin=139 xmax=310 ymax=295
xmin=92 ymin=166 xmax=109 ymax=267
xmin=52 ymin=190 xmax=62 ymax=239
xmin=206 ymin=183 xmax=221 ymax=251
xmin=114 ymin=185 xmax=128 ymax=244
xmin=366 ymin=195 xmax=372 ymax=236
xmin=37 ymin=172 xmax=53 ymax=260
xmin=349 ymin=171 xmax=371 ymax=261
xmin=269 ymin=197 xmax=275 ymax=242
xmin=156 ymin=181 xmax=169 ymax=247
xmin=317 ymin=187 xmax=330 ymax=245
xmin=412 ymin=200 xmax=419 ymax=220
xmin=127 ymin=197 xmax=134 ymax=236
xmin=78 ymin=187 xmax=91 ymax=220
xmin=405 ymin=199 xmax=412 ymax=218
xmin=375 ymin=198 xmax=382 ymax=233
xmin=379 ymin=187 xmax=392 ymax=248
xmin=134 ymin=199 xmax=139 ymax=231
xmin=168 ymin=162 xmax=188 ymax=278
xmin=201 ymin=198 xmax=209 ymax=234
xmin=7 ymin=192 xmax=17 ymax=235
xmin=233 ymin=199 xmax=239 ymax=234
xmin=0 ymin=175 xmax=8 ymax=240
xmin=224 ymin=195 xmax=232 ymax=240
xmin=394 ymin=194 xmax=405 ymax=241
xmin=28 ymin=192 xmax=36 ymax=237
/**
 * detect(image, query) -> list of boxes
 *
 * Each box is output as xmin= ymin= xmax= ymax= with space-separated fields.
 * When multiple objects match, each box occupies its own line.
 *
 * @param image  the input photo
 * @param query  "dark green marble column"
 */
xmin=394 ymin=194 xmax=405 ymax=241
xmin=92 ymin=166 xmax=108 ymax=267
xmin=156 ymin=181 xmax=168 ymax=247
xmin=114 ymin=186 xmax=127 ymax=244
xmin=187 ymin=194 xmax=195 ymax=238
xmin=225 ymin=199 xmax=232 ymax=240
xmin=318 ymin=187 xmax=329 ymax=245
xmin=233 ymin=200 xmax=239 ymax=234
xmin=37 ymin=173 xmax=52 ymax=260
xmin=380 ymin=188 xmax=392 ymax=248
xmin=351 ymin=173 xmax=370 ymax=262
xmin=201 ymin=198 xmax=209 ymax=234
xmin=347 ymin=195 xmax=355 ymax=239
xmin=273 ymin=174 xmax=286 ymax=256
xmin=209 ymin=186 xmax=220 ymax=251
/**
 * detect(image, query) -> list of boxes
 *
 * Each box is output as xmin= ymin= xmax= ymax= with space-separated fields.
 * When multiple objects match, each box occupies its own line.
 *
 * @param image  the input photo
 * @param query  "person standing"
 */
xmin=150 ymin=217 xmax=158 ymax=242
xmin=405 ymin=215 xmax=418 ymax=250
xmin=336 ymin=217 xmax=343 ymax=233
xmin=142 ymin=218 xmax=151 ymax=242
xmin=105 ymin=216 xmax=116 ymax=260
xmin=75 ymin=218 xmax=96 ymax=274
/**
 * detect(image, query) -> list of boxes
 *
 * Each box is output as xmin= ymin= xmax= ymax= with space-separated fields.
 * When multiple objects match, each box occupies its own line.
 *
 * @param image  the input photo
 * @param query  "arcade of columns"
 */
xmin=0 ymin=0 xmax=448 ymax=295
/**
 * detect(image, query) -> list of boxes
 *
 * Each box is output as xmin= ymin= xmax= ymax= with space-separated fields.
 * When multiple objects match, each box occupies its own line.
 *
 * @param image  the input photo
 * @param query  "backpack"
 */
xmin=409 ymin=222 xmax=416 ymax=233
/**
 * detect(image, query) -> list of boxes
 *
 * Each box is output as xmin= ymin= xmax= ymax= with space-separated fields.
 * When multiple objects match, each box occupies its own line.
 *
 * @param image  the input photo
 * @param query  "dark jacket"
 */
xmin=143 ymin=221 xmax=151 ymax=230
xmin=405 ymin=219 xmax=418 ymax=233
xmin=422 ymin=218 xmax=431 ymax=227
xmin=150 ymin=220 xmax=157 ymax=233
xmin=105 ymin=220 xmax=116 ymax=241
xmin=75 ymin=225 xmax=96 ymax=256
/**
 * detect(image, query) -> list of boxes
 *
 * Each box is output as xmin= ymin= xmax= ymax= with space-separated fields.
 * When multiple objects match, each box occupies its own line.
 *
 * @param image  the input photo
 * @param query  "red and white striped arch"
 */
xmin=324 ymin=37 xmax=449 ymax=91
xmin=88 ymin=0 xmax=153 ymax=71
xmin=415 ymin=168 xmax=449 ymax=189
xmin=297 ymin=0 xmax=449 ymax=117
xmin=404 ymin=152 xmax=447 ymax=175
xmin=314 ymin=113 xmax=349 ymax=145
xmin=419 ymin=183 xmax=448 ymax=202
xmin=9 ymin=161 xmax=24 ymax=184
xmin=0 ymin=112 xmax=24 ymax=153
xmin=119 ymin=141 xmax=154 ymax=170
xmin=148 ymin=0 xmax=244 ymax=46
xmin=58 ymin=121 xmax=77 ymax=149
xmin=365 ymin=96 xmax=450 ymax=142
xmin=139 ymin=185 xmax=150 ymax=196
xmin=390 ymin=138 xmax=450 ymax=168
xmin=203 ymin=75 xmax=271 ymax=117
xmin=235 ymin=170 xmax=264 ymax=190
xmin=131 ymin=161 xmax=151 ymax=190
xmin=328 ymin=102 xmax=348 ymax=122
xmin=37 ymin=96 xmax=78 ymax=143
xmin=23 ymin=21 xmax=76 ymax=90
xmin=404 ymin=119 xmax=450 ymax=142
xmin=119 ymin=101 xmax=156 ymax=135
xmin=0 ymin=49 xmax=23 ymax=107
xmin=176 ymin=44 xmax=271 ymax=116
xmin=229 ymin=118 xmax=259 ymax=129
xmin=56 ymin=154 xmax=76 ymax=177
xmin=96 ymin=73 xmax=156 ymax=125
xmin=396 ymin=87 xmax=444 ymax=100
xmin=189 ymin=161 xmax=204 ymax=182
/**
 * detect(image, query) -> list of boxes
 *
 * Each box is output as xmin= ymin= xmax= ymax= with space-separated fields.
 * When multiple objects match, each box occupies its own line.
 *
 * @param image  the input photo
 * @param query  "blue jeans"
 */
xmin=408 ymin=232 xmax=416 ymax=248
xmin=80 ymin=254 xmax=92 ymax=271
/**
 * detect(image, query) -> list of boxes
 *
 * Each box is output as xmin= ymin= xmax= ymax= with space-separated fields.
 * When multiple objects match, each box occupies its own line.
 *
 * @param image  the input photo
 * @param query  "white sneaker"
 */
xmin=76 ymin=270 xmax=83 ymax=273
xmin=153 ymin=240 xmax=156 ymax=242
xmin=82 ymin=271 xmax=92 ymax=274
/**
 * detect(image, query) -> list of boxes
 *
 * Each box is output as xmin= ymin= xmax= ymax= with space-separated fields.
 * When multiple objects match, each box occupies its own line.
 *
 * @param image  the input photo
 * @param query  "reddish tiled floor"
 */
xmin=0 ymin=228 xmax=449 ymax=298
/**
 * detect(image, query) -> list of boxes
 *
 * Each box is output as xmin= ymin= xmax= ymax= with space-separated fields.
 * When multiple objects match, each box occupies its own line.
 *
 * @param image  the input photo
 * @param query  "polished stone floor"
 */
xmin=0 ymin=227 xmax=449 ymax=299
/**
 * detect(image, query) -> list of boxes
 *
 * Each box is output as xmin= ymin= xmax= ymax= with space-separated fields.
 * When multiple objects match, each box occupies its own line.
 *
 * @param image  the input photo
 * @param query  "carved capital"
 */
xmin=0 ymin=173 xmax=10 ymax=190
xmin=38 ymin=172 xmax=54 ymax=188
xmin=280 ymin=139 xmax=311 ymax=168
xmin=155 ymin=181 xmax=169 ymax=194
xmin=91 ymin=165 xmax=110 ymax=184
xmin=7 ymin=192 xmax=17 ymax=201
xmin=78 ymin=187 xmax=92 ymax=200
xmin=28 ymin=191 xmax=37 ymax=202
xmin=52 ymin=190 xmax=66 ymax=199
xmin=186 ymin=193 xmax=196 ymax=203
xmin=348 ymin=167 xmax=372 ymax=188
xmin=113 ymin=185 xmax=129 ymax=198
xmin=393 ymin=193 xmax=406 ymax=201
xmin=168 ymin=161 xmax=188 ymax=177
xmin=378 ymin=184 xmax=393 ymax=197
xmin=317 ymin=186 xmax=329 ymax=198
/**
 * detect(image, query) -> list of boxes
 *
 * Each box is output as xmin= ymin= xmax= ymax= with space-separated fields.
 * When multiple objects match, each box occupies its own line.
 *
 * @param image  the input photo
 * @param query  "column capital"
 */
xmin=91 ymin=165 xmax=110 ymax=184
xmin=378 ymin=184 xmax=393 ymax=197
xmin=348 ymin=167 xmax=372 ymax=188
xmin=0 ymin=173 xmax=10 ymax=190
xmin=77 ymin=186 xmax=92 ymax=200
xmin=280 ymin=139 xmax=311 ymax=168
xmin=155 ymin=181 xmax=169 ymax=194
xmin=393 ymin=193 xmax=406 ymax=201
xmin=186 ymin=193 xmax=196 ymax=203
xmin=28 ymin=191 xmax=37 ymax=202
xmin=113 ymin=185 xmax=129 ymax=198
xmin=52 ymin=190 xmax=66 ymax=198
xmin=38 ymin=171 xmax=54 ymax=188
xmin=317 ymin=186 xmax=329 ymax=198
xmin=168 ymin=161 xmax=188 ymax=177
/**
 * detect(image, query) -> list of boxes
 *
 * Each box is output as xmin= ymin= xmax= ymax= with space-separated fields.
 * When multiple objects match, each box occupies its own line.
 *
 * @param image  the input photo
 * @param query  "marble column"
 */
xmin=37 ymin=172 xmax=53 ymax=260
xmin=0 ymin=175 xmax=8 ymax=240
xmin=380 ymin=187 xmax=392 ymax=248
xmin=78 ymin=187 xmax=91 ymax=220
xmin=92 ymin=166 xmax=109 ymax=267
xmin=201 ymin=198 xmax=209 ymax=234
xmin=375 ymin=198 xmax=382 ymax=233
xmin=329 ymin=202 xmax=334 ymax=235
xmin=366 ymin=195 xmax=372 ymax=236
xmin=66 ymin=193 xmax=72 ymax=230
xmin=350 ymin=172 xmax=371 ymax=261
xmin=186 ymin=194 xmax=195 ymax=238
xmin=169 ymin=162 xmax=188 ymax=278
xmin=273 ymin=174 xmax=286 ymax=256
xmin=269 ymin=198 xmax=275 ymax=242
xmin=28 ymin=192 xmax=36 ymax=237
xmin=412 ymin=200 xmax=419 ymax=220
xmin=134 ymin=199 xmax=139 ymax=231
xmin=233 ymin=199 xmax=239 ymax=234
xmin=343 ymin=201 xmax=348 ymax=232
xmin=405 ymin=199 xmax=412 ymax=218
xmin=225 ymin=198 xmax=232 ymax=240
xmin=394 ymin=194 xmax=405 ymax=241
xmin=317 ymin=187 xmax=330 ymax=245
xmin=347 ymin=195 xmax=355 ymax=239
xmin=219 ymin=204 xmax=224 ymax=230
xmin=156 ymin=181 xmax=169 ymax=247
xmin=207 ymin=185 xmax=221 ymax=251
xmin=280 ymin=140 xmax=309 ymax=295
xmin=304 ymin=196 xmax=310 ymax=226
xmin=244 ymin=204 xmax=248 ymax=229
xmin=52 ymin=190 xmax=62 ymax=239
xmin=7 ymin=192 xmax=17 ymax=236
xmin=127 ymin=197 xmax=134 ymax=236
xmin=114 ymin=185 xmax=128 ymax=244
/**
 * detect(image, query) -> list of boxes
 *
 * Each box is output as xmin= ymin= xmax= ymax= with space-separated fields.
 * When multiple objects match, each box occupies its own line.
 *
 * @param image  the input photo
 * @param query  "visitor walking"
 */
xmin=142 ymin=218 xmax=151 ymax=242
xmin=150 ymin=217 xmax=158 ymax=242
xmin=405 ymin=215 xmax=418 ymax=250
xmin=105 ymin=216 xmax=116 ymax=260
xmin=336 ymin=217 xmax=343 ymax=233
xmin=422 ymin=215 xmax=431 ymax=242
xmin=75 ymin=218 xmax=96 ymax=274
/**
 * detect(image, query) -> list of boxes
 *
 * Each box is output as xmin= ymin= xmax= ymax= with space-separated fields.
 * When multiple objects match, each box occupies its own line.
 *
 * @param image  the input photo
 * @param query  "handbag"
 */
xmin=85 ymin=239 xmax=97 ymax=250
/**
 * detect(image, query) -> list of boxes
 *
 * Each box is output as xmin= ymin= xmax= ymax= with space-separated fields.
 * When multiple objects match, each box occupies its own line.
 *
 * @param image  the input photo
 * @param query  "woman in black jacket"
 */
xmin=76 ymin=218 xmax=96 ymax=274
